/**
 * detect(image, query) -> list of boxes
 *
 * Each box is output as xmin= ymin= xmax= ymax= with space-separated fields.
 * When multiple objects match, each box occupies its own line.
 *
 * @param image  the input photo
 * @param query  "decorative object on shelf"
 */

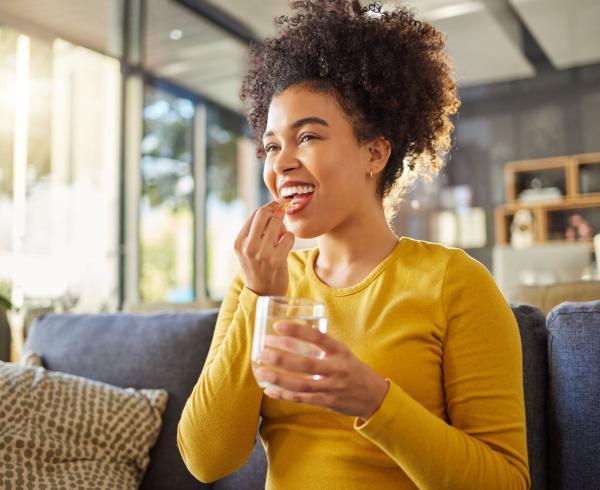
xmin=565 ymin=214 xmax=594 ymax=240
xmin=518 ymin=177 xmax=562 ymax=202
xmin=510 ymin=209 xmax=535 ymax=249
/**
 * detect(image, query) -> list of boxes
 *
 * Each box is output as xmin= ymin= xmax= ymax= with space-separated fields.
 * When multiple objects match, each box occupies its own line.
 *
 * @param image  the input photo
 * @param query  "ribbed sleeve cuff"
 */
xmin=353 ymin=379 xmax=407 ymax=439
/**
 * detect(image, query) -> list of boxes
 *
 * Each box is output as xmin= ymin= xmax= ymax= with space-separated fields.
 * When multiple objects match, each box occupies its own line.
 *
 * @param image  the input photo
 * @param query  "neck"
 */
xmin=315 ymin=199 xmax=399 ymax=273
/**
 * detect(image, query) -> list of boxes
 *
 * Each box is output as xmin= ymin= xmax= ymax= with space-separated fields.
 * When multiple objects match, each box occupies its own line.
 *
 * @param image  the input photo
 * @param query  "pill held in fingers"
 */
xmin=279 ymin=198 xmax=293 ymax=211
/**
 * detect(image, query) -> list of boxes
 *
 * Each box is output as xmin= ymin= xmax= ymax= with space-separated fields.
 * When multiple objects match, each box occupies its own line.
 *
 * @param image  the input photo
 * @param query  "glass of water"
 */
xmin=251 ymin=296 xmax=327 ymax=389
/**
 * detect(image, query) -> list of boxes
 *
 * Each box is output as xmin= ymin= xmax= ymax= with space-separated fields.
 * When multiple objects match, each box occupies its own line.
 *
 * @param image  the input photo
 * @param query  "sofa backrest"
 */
xmin=24 ymin=303 xmax=578 ymax=490
xmin=512 ymin=303 xmax=549 ymax=490
xmin=546 ymin=300 xmax=600 ymax=490
xmin=25 ymin=311 xmax=219 ymax=490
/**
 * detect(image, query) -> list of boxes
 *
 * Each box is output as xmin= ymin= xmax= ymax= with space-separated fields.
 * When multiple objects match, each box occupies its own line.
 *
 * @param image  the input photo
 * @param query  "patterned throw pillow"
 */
xmin=0 ymin=361 xmax=168 ymax=489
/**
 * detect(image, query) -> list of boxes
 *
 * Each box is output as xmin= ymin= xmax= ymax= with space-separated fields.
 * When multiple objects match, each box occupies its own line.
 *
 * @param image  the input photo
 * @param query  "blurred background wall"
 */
xmin=0 ymin=0 xmax=598 ymax=320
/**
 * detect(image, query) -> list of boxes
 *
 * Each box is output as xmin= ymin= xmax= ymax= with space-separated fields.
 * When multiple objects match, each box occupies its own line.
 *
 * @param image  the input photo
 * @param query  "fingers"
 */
xmin=235 ymin=199 xmax=290 ymax=257
xmin=257 ymin=368 xmax=334 ymax=395
xmin=247 ymin=201 xmax=285 ymax=243
xmin=261 ymin=337 xmax=333 ymax=373
xmin=263 ymin=385 xmax=334 ymax=407
xmin=262 ymin=213 xmax=287 ymax=247
xmin=274 ymin=322 xmax=338 ymax=354
xmin=265 ymin=334 xmax=319 ymax=355
xmin=274 ymin=231 xmax=295 ymax=256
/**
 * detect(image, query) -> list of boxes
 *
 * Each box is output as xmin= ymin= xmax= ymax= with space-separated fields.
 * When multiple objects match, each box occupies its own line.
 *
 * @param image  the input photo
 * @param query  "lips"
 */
xmin=285 ymin=192 xmax=314 ymax=215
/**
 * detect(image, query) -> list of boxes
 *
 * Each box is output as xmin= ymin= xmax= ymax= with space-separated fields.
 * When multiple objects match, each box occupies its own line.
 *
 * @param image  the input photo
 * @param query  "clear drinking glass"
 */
xmin=251 ymin=296 xmax=328 ymax=389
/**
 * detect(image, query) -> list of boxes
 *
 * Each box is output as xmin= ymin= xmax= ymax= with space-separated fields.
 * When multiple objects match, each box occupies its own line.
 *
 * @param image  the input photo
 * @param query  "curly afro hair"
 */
xmin=240 ymin=0 xmax=460 ymax=203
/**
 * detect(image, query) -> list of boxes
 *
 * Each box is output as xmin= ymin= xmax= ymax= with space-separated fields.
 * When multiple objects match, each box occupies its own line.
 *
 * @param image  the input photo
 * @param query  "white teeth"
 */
xmin=280 ymin=185 xmax=315 ymax=197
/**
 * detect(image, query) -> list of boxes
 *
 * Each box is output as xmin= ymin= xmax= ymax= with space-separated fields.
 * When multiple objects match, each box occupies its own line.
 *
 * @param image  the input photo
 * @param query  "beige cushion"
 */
xmin=0 ymin=361 xmax=168 ymax=489
xmin=512 ymin=280 xmax=600 ymax=314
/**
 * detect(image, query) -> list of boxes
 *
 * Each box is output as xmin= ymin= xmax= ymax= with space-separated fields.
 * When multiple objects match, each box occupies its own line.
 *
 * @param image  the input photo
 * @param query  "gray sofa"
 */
xmin=24 ymin=301 xmax=600 ymax=489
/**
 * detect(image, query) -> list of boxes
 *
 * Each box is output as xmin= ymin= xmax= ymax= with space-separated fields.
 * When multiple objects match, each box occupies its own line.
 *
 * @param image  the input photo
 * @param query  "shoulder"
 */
xmin=397 ymin=238 xmax=495 ymax=295
xmin=434 ymin=244 xmax=505 ymax=311
xmin=401 ymin=237 xmax=485 ymax=269
xmin=398 ymin=237 xmax=462 ymax=270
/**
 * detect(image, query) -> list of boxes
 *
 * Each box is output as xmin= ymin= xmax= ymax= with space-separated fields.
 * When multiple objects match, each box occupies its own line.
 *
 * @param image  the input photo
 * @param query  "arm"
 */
xmin=355 ymin=250 xmax=530 ymax=489
xmin=177 ymin=273 xmax=263 ymax=483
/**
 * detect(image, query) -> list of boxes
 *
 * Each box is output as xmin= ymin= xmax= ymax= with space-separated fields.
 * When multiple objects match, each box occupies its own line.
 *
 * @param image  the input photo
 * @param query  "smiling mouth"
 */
xmin=279 ymin=184 xmax=315 ymax=199
xmin=281 ymin=191 xmax=314 ymax=215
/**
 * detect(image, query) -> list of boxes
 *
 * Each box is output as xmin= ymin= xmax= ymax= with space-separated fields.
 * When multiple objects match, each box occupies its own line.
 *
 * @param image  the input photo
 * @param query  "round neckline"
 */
xmin=307 ymin=237 xmax=406 ymax=297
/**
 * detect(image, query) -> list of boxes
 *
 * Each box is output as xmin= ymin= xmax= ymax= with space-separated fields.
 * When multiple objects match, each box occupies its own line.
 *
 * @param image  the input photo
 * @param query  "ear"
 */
xmin=365 ymin=136 xmax=391 ymax=176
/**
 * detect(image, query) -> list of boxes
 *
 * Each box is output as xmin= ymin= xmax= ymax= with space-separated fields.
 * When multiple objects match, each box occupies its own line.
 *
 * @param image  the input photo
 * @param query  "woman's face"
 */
xmin=262 ymin=84 xmax=375 ymax=239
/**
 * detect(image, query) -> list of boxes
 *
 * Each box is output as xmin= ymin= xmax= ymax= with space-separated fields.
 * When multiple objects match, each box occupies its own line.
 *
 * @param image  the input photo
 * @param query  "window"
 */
xmin=140 ymin=84 xmax=195 ymax=303
xmin=205 ymin=105 xmax=259 ymax=300
xmin=1 ymin=0 xmax=263 ymax=312
xmin=0 ymin=27 xmax=121 ymax=311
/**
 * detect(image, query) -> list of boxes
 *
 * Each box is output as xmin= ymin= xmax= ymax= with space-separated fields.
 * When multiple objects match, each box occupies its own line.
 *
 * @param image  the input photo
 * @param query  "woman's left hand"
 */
xmin=256 ymin=321 xmax=390 ymax=421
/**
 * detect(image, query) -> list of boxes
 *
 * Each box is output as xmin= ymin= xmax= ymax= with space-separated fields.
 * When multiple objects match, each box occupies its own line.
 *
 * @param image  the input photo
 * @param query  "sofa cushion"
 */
xmin=546 ymin=300 xmax=600 ymax=489
xmin=0 ymin=361 xmax=167 ymax=489
xmin=24 ymin=311 xmax=219 ymax=490
xmin=511 ymin=303 xmax=549 ymax=490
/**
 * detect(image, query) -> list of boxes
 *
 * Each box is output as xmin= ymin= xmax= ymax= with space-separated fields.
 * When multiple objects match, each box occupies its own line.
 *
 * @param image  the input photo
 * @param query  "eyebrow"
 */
xmin=262 ymin=117 xmax=329 ymax=139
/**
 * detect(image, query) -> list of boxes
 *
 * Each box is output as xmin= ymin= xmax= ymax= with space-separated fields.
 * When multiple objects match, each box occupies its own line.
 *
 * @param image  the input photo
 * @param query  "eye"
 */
xmin=264 ymin=143 xmax=278 ymax=154
xmin=299 ymin=133 xmax=318 ymax=144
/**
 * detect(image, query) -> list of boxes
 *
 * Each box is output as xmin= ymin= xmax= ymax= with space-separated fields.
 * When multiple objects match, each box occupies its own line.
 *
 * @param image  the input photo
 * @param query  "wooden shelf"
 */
xmin=496 ymin=153 xmax=600 ymax=246
xmin=572 ymin=152 xmax=600 ymax=196
xmin=504 ymin=156 xmax=570 ymax=203
xmin=499 ymin=194 xmax=600 ymax=212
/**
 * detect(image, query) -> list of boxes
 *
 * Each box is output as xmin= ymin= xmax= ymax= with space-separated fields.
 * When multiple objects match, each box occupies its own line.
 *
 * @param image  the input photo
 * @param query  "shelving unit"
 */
xmin=495 ymin=152 xmax=600 ymax=247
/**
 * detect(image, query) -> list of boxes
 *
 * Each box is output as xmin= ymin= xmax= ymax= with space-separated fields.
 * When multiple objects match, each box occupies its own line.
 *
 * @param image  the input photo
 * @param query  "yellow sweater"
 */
xmin=178 ymin=237 xmax=530 ymax=489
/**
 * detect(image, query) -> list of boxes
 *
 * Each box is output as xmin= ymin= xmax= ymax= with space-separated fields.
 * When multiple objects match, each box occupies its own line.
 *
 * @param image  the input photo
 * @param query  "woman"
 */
xmin=178 ymin=1 xmax=530 ymax=488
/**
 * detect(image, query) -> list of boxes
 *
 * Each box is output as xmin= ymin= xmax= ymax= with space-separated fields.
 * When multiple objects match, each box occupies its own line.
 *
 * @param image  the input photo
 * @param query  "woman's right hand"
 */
xmin=234 ymin=200 xmax=295 ymax=297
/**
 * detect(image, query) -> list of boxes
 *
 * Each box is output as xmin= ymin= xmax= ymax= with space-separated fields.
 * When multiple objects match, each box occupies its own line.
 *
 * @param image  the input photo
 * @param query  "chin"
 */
xmin=286 ymin=220 xmax=325 ymax=240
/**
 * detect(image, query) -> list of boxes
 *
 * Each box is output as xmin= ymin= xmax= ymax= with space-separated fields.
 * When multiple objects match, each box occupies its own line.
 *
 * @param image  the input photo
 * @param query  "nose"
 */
xmin=272 ymin=145 xmax=301 ymax=175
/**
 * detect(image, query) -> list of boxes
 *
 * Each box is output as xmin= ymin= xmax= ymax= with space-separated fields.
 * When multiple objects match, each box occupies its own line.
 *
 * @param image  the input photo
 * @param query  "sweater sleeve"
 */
xmin=354 ymin=249 xmax=531 ymax=490
xmin=177 ymin=273 xmax=263 ymax=483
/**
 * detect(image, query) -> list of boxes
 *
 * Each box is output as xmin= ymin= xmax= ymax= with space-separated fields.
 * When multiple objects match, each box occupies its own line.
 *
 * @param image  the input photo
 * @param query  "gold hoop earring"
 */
xmin=369 ymin=169 xmax=374 ymax=179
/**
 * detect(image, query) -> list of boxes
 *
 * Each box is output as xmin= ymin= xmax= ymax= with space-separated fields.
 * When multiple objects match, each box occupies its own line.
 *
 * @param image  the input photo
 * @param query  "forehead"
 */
xmin=265 ymin=85 xmax=348 ymax=132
